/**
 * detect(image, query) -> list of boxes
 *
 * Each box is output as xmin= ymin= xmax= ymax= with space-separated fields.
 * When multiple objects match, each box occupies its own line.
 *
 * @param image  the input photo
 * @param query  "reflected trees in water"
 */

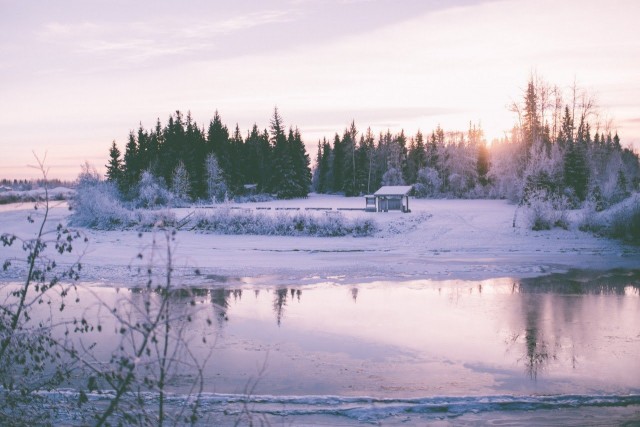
xmin=272 ymin=288 xmax=303 ymax=326
xmin=210 ymin=288 xmax=242 ymax=325
xmin=522 ymin=296 xmax=553 ymax=380
xmin=351 ymin=287 xmax=359 ymax=302
xmin=518 ymin=269 xmax=640 ymax=295
xmin=508 ymin=269 xmax=640 ymax=380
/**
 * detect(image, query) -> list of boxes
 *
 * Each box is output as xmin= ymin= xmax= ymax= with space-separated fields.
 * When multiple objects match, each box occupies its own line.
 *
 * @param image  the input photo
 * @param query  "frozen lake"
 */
xmin=16 ymin=269 xmax=639 ymax=424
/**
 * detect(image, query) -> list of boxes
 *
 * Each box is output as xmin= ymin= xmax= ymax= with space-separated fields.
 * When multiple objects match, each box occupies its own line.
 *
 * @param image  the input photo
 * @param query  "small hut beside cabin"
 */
xmin=365 ymin=185 xmax=412 ymax=213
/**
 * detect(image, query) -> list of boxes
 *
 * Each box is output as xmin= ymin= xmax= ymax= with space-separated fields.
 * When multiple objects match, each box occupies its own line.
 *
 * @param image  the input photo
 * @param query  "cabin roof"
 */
xmin=373 ymin=185 xmax=413 ymax=196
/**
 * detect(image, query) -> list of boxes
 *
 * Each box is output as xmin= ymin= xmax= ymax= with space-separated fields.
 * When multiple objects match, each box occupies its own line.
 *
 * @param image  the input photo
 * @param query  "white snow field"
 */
xmin=3 ymin=193 xmax=637 ymax=285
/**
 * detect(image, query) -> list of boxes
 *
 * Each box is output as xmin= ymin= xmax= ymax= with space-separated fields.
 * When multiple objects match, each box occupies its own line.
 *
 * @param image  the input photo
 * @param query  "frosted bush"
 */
xmin=580 ymin=192 xmax=640 ymax=244
xmin=381 ymin=167 xmax=405 ymax=186
xmin=69 ymin=176 xmax=133 ymax=230
xmin=609 ymin=198 xmax=640 ymax=243
xmin=414 ymin=167 xmax=441 ymax=198
xmin=468 ymin=183 xmax=489 ymax=198
xmin=447 ymin=173 xmax=467 ymax=197
xmin=135 ymin=209 xmax=178 ymax=231
xmin=193 ymin=209 xmax=377 ymax=237
xmin=70 ymin=167 xmax=183 ymax=230
xmin=523 ymin=190 xmax=570 ymax=231
xmin=234 ymin=193 xmax=275 ymax=203
xmin=136 ymin=170 xmax=174 ymax=208
xmin=580 ymin=200 xmax=601 ymax=232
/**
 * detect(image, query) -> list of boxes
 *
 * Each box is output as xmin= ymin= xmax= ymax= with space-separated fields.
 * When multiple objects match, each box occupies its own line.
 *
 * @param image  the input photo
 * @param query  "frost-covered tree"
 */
xmin=137 ymin=170 xmax=173 ymax=208
xmin=413 ymin=167 xmax=442 ymax=198
xmin=205 ymin=153 xmax=227 ymax=203
xmin=381 ymin=166 xmax=405 ymax=186
xmin=171 ymin=160 xmax=191 ymax=202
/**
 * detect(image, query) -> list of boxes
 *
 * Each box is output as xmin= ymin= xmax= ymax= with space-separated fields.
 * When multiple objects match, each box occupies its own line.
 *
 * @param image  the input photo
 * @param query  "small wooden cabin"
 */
xmin=365 ymin=185 xmax=412 ymax=213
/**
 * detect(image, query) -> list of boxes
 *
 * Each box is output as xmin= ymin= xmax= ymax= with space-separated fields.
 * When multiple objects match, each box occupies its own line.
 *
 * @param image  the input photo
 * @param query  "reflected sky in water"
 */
xmin=9 ymin=270 xmax=640 ymax=398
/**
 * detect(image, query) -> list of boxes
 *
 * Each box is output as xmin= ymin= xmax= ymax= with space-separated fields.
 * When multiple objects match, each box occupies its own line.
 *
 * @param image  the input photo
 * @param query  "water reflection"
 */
xmin=518 ymin=269 xmax=640 ymax=295
xmin=10 ymin=269 xmax=636 ymax=397
xmin=521 ymin=294 xmax=552 ymax=380
xmin=273 ymin=288 xmax=288 ymax=326
xmin=203 ymin=270 xmax=637 ymax=388
xmin=206 ymin=288 xmax=243 ymax=325
xmin=500 ymin=269 xmax=640 ymax=381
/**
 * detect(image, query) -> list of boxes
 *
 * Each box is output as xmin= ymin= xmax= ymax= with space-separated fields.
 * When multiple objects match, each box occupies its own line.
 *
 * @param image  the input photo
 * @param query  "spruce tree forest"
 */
xmin=105 ymin=78 xmax=640 ymax=211
xmin=106 ymin=108 xmax=312 ymax=201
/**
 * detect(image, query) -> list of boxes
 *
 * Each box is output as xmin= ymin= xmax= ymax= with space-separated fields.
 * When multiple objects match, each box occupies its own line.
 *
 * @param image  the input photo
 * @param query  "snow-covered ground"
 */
xmin=0 ymin=186 xmax=74 ymax=201
xmin=2 ymin=195 xmax=639 ymax=426
xmin=1 ymin=194 xmax=638 ymax=285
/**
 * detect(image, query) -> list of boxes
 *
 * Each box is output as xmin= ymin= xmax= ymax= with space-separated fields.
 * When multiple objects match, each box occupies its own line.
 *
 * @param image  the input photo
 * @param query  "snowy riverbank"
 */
xmin=2 ymin=195 xmax=640 ymax=426
xmin=1 ymin=194 xmax=638 ymax=285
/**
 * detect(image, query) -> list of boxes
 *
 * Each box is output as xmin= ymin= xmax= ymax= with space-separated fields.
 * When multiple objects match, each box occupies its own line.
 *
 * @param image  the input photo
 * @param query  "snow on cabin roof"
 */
xmin=373 ymin=185 xmax=413 ymax=196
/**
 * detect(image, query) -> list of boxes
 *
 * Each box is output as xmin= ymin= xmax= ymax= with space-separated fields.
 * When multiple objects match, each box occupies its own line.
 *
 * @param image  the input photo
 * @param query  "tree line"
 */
xmin=104 ymin=76 xmax=639 ymax=208
xmin=105 ymin=108 xmax=311 ymax=201
xmin=312 ymin=121 xmax=490 ymax=198
xmin=493 ymin=76 xmax=640 ymax=209
xmin=313 ymin=76 xmax=639 ymax=208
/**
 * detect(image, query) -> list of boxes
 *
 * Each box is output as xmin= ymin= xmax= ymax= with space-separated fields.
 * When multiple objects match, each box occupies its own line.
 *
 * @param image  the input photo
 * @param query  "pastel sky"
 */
xmin=1 ymin=0 xmax=639 ymax=180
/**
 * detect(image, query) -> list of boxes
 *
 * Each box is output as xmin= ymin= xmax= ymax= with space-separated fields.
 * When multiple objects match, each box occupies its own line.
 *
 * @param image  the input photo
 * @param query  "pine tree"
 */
xmin=146 ymin=118 xmax=163 ymax=175
xmin=244 ymin=124 xmax=262 ymax=186
xmin=354 ymin=134 xmax=370 ymax=195
xmin=312 ymin=141 xmax=323 ymax=192
xmin=361 ymin=128 xmax=376 ymax=194
xmin=557 ymin=106 xmax=574 ymax=148
xmin=396 ymin=130 xmax=408 ymax=176
xmin=207 ymin=111 xmax=231 ymax=188
xmin=159 ymin=112 xmax=185 ymax=189
xmin=136 ymin=124 xmax=150 ymax=172
xmin=331 ymin=133 xmax=344 ymax=193
xmin=523 ymin=78 xmax=541 ymax=149
xmin=477 ymin=142 xmax=490 ymax=186
xmin=257 ymin=128 xmax=272 ymax=192
xmin=612 ymin=169 xmax=630 ymax=202
xmin=613 ymin=132 xmax=621 ymax=150
xmin=228 ymin=124 xmax=245 ymax=194
xmin=405 ymin=131 xmax=426 ymax=184
xmin=342 ymin=121 xmax=358 ymax=196
xmin=183 ymin=111 xmax=207 ymax=199
xmin=319 ymin=138 xmax=332 ymax=193
xmin=426 ymin=128 xmax=441 ymax=170
xmin=564 ymin=139 xmax=589 ymax=202
xmin=122 ymin=131 xmax=140 ymax=195
xmin=289 ymin=127 xmax=312 ymax=197
xmin=105 ymin=141 xmax=123 ymax=184
xmin=269 ymin=108 xmax=296 ymax=198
